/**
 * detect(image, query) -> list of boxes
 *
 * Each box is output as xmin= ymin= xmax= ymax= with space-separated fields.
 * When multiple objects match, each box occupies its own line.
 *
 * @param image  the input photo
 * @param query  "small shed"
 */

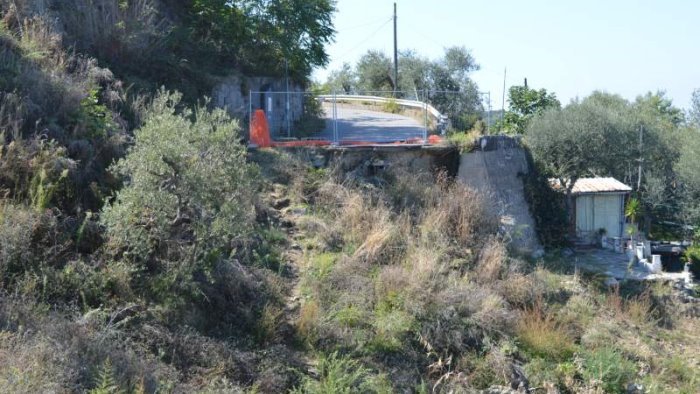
xmin=568 ymin=177 xmax=632 ymax=242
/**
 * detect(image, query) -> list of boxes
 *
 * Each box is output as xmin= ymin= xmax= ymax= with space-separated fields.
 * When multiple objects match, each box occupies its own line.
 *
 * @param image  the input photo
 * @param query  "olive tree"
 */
xmin=101 ymin=90 xmax=257 ymax=271
xmin=690 ymin=88 xmax=700 ymax=127
xmin=526 ymin=97 xmax=635 ymax=213
xmin=676 ymin=128 xmax=700 ymax=228
xmin=527 ymin=91 xmax=684 ymax=235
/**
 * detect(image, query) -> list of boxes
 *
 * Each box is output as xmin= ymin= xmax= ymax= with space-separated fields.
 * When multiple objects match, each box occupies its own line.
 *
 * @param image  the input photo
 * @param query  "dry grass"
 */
xmin=419 ymin=179 xmax=497 ymax=247
xmin=0 ymin=92 xmax=24 ymax=142
xmin=517 ymin=302 xmax=575 ymax=361
xmin=0 ymin=297 xmax=179 ymax=392
xmin=603 ymin=286 xmax=655 ymax=326
xmin=475 ymin=239 xmax=507 ymax=282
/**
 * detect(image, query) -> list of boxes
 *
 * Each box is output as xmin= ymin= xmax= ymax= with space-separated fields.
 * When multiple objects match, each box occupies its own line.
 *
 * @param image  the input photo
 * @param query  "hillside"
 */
xmin=0 ymin=1 xmax=699 ymax=393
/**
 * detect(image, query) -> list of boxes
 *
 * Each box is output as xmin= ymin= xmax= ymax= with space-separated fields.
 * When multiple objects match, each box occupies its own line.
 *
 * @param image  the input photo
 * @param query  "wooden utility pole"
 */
xmin=393 ymin=2 xmax=398 ymax=94
xmin=637 ymin=125 xmax=644 ymax=191
xmin=501 ymin=68 xmax=507 ymax=122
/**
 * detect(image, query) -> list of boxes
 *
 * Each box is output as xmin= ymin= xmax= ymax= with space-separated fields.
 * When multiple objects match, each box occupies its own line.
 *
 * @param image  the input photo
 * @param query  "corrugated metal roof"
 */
xmin=550 ymin=177 xmax=632 ymax=194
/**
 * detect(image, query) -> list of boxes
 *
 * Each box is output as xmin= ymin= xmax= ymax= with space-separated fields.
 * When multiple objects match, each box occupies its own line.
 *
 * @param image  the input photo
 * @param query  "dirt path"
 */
xmin=266 ymin=184 xmax=318 ymax=376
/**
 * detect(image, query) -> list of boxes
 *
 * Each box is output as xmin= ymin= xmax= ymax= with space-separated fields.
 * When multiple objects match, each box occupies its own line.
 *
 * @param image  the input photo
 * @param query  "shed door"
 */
xmin=593 ymin=194 xmax=623 ymax=238
xmin=576 ymin=195 xmax=594 ymax=236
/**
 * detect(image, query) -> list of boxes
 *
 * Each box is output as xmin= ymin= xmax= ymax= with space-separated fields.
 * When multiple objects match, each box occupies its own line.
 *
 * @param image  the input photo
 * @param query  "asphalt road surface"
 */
xmin=317 ymin=104 xmax=426 ymax=143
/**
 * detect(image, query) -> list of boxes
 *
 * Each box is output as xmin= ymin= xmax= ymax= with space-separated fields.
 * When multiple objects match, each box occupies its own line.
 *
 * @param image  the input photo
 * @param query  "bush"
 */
xmin=294 ymin=95 xmax=327 ymax=137
xmin=291 ymin=352 xmax=389 ymax=394
xmin=446 ymin=130 xmax=479 ymax=152
xmin=101 ymin=89 xmax=258 ymax=312
xmin=521 ymin=149 xmax=570 ymax=249
xmin=684 ymin=245 xmax=700 ymax=278
xmin=581 ymin=347 xmax=636 ymax=394
xmin=382 ymin=98 xmax=401 ymax=114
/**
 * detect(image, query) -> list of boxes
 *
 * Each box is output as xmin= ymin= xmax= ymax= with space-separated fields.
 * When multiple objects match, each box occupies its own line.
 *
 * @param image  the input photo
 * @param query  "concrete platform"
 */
xmin=575 ymin=249 xmax=692 ymax=281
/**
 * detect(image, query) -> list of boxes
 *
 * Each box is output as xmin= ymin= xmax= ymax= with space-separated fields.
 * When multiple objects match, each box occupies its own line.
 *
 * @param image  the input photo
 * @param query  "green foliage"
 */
xmin=101 ymin=89 xmax=257 ymax=300
xmin=71 ymin=88 xmax=116 ymax=139
xmin=186 ymin=0 xmax=336 ymax=79
xmin=355 ymin=50 xmax=395 ymax=92
xmin=684 ymin=245 xmax=700 ymax=278
xmin=581 ymin=348 xmax=636 ymax=394
xmin=521 ymin=154 xmax=570 ymax=249
xmin=309 ymin=252 xmax=338 ymax=280
xmin=690 ymin=88 xmax=700 ymax=127
xmin=625 ymin=197 xmax=641 ymax=224
xmin=676 ymin=128 xmax=700 ymax=227
xmin=526 ymin=100 xmax=620 ymax=194
xmin=89 ymin=358 xmax=122 ymax=394
xmin=291 ymin=352 xmax=387 ymax=394
xmin=323 ymin=62 xmax=355 ymax=94
xmin=446 ymin=130 xmax=478 ymax=153
xmin=294 ymin=94 xmax=327 ymax=137
xmin=526 ymin=90 xmax=683 ymax=234
xmin=368 ymin=308 xmax=414 ymax=354
xmin=382 ymin=98 xmax=401 ymax=114
xmin=503 ymin=84 xmax=560 ymax=134
xmin=30 ymin=167 xmax=69 ymax=212
xmin=337 ymin=47 xmax=483 ymax=130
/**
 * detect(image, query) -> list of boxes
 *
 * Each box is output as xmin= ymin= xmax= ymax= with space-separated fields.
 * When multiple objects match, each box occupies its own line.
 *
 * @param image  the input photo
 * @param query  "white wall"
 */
xmin=575 ymin=193 xmax=625 ymax=241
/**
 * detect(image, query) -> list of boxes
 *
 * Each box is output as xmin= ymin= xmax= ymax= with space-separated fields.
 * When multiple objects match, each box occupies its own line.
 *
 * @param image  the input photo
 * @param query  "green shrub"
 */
xmin=294 ymin=95 xmax=326 ymax=137
xmin=0 ymin=203 xmax=37 ymax=278
xmin=581 ymin=348 xmax=636 ymax=394
xmin=291 ymin=352 xmax=388 ymax=394
xmin=446 ymin=130 xmax=479 ymax=152
xmin=89 ymin=358 xmax=121 ymax=394
xmin=658 ymin=355 xmax=699 ymax=390
xmin=684 ymin=245 xmax=700 ymax=278
xmin=101 ymin=89 xmax=258 ymax=305
xmin=309 ymin=252 xmax=339 ymax=280
xmin=521 ymin=149 xmax=570 ymax=249
xmin=524 ymin=358 xmax=577 ymax=391
xmin=382 ymin=98 xmax=401 ymax=114
xmin=333 ymin=305 xmax=366 ymax=328
xmin=71 ymin=88 xmax=117 ymax=139
xmin=369 ymin=309 xmax=415 ymax=354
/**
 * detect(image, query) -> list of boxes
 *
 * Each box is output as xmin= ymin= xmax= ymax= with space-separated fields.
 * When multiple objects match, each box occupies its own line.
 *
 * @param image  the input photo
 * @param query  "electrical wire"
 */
xmin=335 ymin=16 xmax=394 ymax=32
xmin=334 ymin=16 xmax=393 ymax=63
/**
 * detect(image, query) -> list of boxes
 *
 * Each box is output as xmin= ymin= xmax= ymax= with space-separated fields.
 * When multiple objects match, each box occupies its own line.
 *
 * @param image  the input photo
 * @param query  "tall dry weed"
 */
xmin=420 ymin=179 xmax=496 ymax=247
xmin=475 ymin=239 xmax=507 ymax=282
xmin=0 ymin=92 xmax=24 ymax=142
xmin=517 ymin=300 xmax=575 ymax=361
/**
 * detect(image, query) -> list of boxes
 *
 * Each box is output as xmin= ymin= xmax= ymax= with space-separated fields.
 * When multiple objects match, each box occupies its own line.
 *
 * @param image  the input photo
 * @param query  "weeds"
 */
xmin=581 ymin=347 xmax=636 ymax=394
xmin=517 ymin=301 xmax=575 ymax=361
xmin=291 ymin=352 xmax=386 ymax=394
xmin=446 ymin=129 xmax=480 ymax=152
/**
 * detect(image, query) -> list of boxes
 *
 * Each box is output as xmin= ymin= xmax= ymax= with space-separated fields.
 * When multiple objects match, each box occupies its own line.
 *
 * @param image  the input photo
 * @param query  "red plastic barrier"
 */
xmin=249 ymin=109 xmax=272 ymax=148
xmin=428 ymin=135 xmax=443 ymax=144
xmin=273 ymin=140 xmax=331 ymax=147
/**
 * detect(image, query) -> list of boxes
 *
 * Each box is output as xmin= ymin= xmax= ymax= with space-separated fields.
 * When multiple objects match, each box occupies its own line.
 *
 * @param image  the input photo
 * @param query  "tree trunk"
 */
xmin=563 ymin=177 xmax=577 ymax=240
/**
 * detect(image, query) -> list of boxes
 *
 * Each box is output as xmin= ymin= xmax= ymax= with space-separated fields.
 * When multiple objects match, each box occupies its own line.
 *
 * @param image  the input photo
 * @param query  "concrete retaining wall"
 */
xmin=213 ymin=75 xmax=304 ymax=137
xmin=458 ymin=136 xmax=542 ymax=256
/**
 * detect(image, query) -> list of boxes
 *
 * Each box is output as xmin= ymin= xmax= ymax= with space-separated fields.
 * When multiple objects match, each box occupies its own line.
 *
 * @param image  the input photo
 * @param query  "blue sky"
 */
xmin=312 ymin=0 xmax=700 ymax=110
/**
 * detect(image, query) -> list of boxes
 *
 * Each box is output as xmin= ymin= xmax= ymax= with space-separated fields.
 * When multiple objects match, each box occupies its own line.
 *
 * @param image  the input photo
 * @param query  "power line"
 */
xmin=335 ymin=16 xmax=393 ymax=63
xmin=336 ymin=16 xmax=393 ymax=32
